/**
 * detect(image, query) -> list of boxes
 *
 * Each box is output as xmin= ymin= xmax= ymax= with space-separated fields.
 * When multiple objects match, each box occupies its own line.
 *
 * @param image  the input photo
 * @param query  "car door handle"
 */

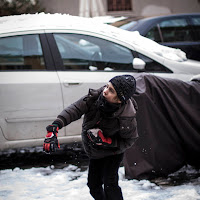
xmin=63 ymin=80 xmax=81 ymax=87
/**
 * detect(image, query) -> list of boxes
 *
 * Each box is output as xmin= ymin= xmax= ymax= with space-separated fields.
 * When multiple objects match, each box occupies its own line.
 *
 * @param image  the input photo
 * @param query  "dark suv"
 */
xmin=113 ymin=13 xmax=200 ymax=61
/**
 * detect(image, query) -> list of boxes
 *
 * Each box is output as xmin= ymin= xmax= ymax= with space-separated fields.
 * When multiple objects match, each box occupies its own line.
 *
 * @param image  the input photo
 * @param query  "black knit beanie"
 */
xmin=109 ymin=75 xmax=136 ymax=103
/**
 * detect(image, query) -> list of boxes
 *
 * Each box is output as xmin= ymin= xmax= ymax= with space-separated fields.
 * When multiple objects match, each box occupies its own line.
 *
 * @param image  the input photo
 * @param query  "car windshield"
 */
xmin=119 ymin=21 xmax=137 ymax=30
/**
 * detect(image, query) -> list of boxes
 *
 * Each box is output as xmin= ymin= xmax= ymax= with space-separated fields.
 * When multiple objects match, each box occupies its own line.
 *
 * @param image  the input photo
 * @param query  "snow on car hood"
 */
xmin=0 ymin=13 xmax=187 ymax=62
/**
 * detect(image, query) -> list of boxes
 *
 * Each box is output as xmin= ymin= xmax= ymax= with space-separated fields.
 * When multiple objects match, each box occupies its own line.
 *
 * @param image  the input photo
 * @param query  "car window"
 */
xmin=159 ymin=18 xmax=193 ymax=42
xmin=191 ymin=16 xmax=200 ymax=41
xmin=145 ymin=26 xmax=162 ymax=42
xmin=138 ymin=53 xmax=172 ymax=73
xmin=54 ymin=33 xmax=134 ymax=71
xmin=146 ymin=18 xmax=194 ymax=43
xmin=0 ymin=35 xmax=45 ymax=71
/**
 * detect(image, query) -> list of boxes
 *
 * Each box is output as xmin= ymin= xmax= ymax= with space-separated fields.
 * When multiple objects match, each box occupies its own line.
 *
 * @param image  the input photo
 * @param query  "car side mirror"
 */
xmin=132 ymin=58 xmax=146 ymax=70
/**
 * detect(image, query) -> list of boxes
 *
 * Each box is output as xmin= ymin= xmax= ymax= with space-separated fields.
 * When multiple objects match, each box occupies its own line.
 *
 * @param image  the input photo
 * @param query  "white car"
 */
xmin=0 ymin=13 xmax=200 ymax=151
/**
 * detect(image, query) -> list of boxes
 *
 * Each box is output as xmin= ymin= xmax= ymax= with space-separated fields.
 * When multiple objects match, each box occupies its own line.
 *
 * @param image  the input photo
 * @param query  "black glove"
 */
xmin=87 ymin=128 xmax=112 ymax=146
xmin=43 ymin=124 xmax=60 ymax=154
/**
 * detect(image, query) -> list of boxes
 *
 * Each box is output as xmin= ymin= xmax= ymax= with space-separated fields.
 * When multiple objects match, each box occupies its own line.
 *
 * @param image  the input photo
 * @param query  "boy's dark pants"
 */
xmin=87 ymin=153 xmax=124 ymax=200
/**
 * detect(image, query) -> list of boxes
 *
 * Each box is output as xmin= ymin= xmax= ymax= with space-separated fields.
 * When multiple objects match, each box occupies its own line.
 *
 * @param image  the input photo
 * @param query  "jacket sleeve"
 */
xmin=53 ymin=87 xmax=103 ymax=129
xmin=55 ymin=96 xmax=89 ymax=128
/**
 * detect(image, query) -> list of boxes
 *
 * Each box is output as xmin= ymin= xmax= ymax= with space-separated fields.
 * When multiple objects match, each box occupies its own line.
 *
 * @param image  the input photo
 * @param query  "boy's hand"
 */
xmin=87 ymin=129 xmax=112 ymax=146
xmin=43 ymin=125 xmax=60 ymax=153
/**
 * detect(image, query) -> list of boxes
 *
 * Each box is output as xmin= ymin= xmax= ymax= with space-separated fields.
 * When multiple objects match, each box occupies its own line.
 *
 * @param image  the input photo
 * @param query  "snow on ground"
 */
xmin=0 ymin=165 xmax=199 ymax=200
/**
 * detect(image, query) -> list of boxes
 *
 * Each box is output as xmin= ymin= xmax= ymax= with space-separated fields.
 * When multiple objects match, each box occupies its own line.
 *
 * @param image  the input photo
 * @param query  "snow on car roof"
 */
xmin=0 ymin=13 xmax=186 ymax=62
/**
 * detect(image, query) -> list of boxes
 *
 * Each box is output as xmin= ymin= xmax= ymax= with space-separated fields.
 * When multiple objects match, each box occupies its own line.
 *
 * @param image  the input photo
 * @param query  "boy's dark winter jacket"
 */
xmin=54 ymin=87 xmax=138 ymax=159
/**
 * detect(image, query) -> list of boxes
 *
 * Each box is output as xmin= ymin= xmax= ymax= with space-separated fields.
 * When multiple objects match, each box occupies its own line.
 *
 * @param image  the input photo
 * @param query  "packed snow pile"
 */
xmin=0 ymin=165 xmax=199 ymax=200
xmin=0 ymin=13 xmax=186 ymax=62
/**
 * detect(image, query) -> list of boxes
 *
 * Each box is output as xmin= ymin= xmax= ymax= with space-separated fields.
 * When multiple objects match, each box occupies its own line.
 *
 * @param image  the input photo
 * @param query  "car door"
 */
xmin=0 ymin=33 xmax=64 ymax=149
xmin=47 ymin=32 xmax=136 ymax=136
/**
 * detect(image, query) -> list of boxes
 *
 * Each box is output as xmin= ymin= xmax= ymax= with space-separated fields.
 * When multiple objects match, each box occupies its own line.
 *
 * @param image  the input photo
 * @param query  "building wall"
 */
xmin=39 ymin=0 xmax=80 ymax=15
xmin=39 ymin=0 xmax=200 ymax=17
xmin=131 ymin=0 xmax=200 ymax=17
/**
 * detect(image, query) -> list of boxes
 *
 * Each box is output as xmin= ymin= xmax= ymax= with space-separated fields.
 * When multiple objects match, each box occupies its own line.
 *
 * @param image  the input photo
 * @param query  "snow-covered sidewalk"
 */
xmin=0 ymin=165 xmax=200 ymax=200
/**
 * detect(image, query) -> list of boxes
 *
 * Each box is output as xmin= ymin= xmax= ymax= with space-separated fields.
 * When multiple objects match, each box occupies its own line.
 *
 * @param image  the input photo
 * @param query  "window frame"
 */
xmin=46 ymin=32 xmax=171 ymax=73
xmin=49 ymin=32 xmax=137 ymax=72
xmin=107 ymin=0 xmax=132 ymax=12
xmin=0 ymin=33 xmax=56 ymax=71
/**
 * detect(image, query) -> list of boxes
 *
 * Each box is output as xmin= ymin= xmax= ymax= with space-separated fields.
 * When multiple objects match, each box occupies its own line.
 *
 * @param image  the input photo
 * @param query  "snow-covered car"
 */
xmin=0 ymin=13 xmax=200 ymax=151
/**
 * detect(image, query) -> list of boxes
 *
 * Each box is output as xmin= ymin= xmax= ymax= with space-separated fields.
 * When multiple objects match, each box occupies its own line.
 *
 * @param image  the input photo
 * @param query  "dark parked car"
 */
xmin=112 ymin=13 xmax=200 ymax=61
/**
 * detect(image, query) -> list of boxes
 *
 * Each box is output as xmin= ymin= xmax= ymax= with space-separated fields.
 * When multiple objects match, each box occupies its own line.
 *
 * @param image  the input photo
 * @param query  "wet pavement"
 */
xmin=0 ymin=143 xmax=89 ymax=171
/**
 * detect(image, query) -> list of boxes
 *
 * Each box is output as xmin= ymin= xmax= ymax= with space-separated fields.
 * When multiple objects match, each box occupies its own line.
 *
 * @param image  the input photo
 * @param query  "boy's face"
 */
xmin=103 ymin=82 xmax=121 ymax=104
